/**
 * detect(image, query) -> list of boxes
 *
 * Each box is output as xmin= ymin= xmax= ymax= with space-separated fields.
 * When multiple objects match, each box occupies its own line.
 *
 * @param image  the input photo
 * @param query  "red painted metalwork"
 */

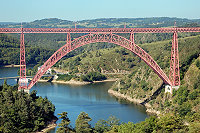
xmin=18 ymin=27 xmax=27 ymax=90
xmin=1 ymin=27 xmax=200 ymax=90
xmin=1 ymin=27 xmax=200 ymax=34
xmin=169 ymin=31 xmax=180 ymax=86
xmin=130 ymin=32 xmax=135 ymax=50
xmin=27 ymin=33 xmax=171 ymax=89
xmin=66 ymin=33 xmax=71 ymax=52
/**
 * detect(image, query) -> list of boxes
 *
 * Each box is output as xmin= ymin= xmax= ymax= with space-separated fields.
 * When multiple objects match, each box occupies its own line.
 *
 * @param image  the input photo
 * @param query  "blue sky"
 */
xmin=1 ymin=0 xmax=200 ymax=22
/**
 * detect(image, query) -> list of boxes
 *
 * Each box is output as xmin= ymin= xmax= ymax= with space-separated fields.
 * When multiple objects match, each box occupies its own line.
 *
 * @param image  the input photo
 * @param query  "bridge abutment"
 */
xmin=18 ymin=89 xmax=30 ymax=94
xmin=165 ymin=85 xmax=179 ymax=94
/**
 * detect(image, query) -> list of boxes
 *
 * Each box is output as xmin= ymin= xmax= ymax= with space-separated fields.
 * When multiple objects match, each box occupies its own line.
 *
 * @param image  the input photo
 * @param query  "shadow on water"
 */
xmin=116 ymin=98 xmax=147 ymax=114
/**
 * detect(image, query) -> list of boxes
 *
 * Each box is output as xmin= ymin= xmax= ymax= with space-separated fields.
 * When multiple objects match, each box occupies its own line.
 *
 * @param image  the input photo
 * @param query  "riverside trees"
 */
xmin=0 ymin=81 xmax=56 ymax=133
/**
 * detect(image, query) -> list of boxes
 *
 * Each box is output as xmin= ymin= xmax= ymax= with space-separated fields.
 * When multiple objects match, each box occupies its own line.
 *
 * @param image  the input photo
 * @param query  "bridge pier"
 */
xmin=169 ymin=31 xmax=180 ymax=87
xmin=23 ymin=89 xmax=30 ymax=94
xmin=165 ymin=85 xmax=179 ymax=94
xmin=19 ymin=25 xmax=28 ymax=90
xmin=18 ymin=88 xmax=30 ymax=94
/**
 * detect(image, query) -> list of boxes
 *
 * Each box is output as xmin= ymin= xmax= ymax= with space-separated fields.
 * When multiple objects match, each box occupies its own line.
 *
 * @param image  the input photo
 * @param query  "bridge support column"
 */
xmin=169 ymin=31 xmax=180 ymax=89
xmin=18 ymin=26 xmax=28 ymax=90
xmin=66 ymin=33 xmax=71 ymax=52
xmin=130 ymin=32 xmax=135 ymax=50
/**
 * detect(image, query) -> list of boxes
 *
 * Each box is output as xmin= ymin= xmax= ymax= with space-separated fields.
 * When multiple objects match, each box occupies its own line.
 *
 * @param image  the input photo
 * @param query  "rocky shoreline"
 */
xmin=108 ymin=89 xmax=160 ymax=116
xmin=37 ymin=123 xmax=57 ymax=133
xmin=51 ymin=79 xmax=91 ymax=85
xmin=36 ymin=78 xmax=117 ymax=85
xmin=36 ymin=117 xmax=57 ymax=133
xmin=1 ymin=64 xmax=21 ymax=68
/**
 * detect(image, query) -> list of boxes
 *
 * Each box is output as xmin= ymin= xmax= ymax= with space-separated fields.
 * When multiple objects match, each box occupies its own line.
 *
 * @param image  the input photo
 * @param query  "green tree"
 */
xmin=94 ymin=116 xmax=120 ymax=133
xmin=80 ymin=71 xmax=107 ymax=82
xmin=94 ymin=119 xmax=109 ymax=133
xmin=0 ymin=84 xmax=56 ymax=133
xmin=157 ymin=114 xmax=184 ymax=132
xmin=75 ymin=112 xmax=92 ymax=133
xmin=57 ymin=112 xmax=71 ymax=133
xmin=118 ymin=122 xmax=135 ymax=133
xmin=107 ymin=115 xmax=120 ymax=127
xmin=196 ymin=59 xmax=200 ymax=69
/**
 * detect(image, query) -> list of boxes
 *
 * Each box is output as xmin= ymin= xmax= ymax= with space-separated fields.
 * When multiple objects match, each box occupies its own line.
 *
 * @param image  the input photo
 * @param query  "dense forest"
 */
xmin=0 ymin=81 xmax=56 ymax=133
xmin=0 ymin=33 xmax=55 ymax=66
xmin=56 ymin=71 xmax=107 ymax=82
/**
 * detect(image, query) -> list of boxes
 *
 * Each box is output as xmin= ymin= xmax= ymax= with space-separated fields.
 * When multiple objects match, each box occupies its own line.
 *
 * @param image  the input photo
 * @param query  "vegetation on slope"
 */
xmin=146 ymin=58 xmax=200 ymax=132
xmin=54 ymin=35 xmax=199 ymax=100
xmin=55 ymin=47 xmax=139 ymax=75
xmin=56 ymin=111 xmax=198 ymax=133
xmin=1 ymin=18 xmax=200 ymax=67
xmin=0 ymin=33 xmax=55 ymax=66
xmin=0 ymin=81 xmax=56 ymax=133
xmin=1 ymin=17 xmax=200 ymax=28
xmin=80 ymin=71 xmax=107 ymax=82
xmin=110 ymin=35 xmax=200 ymax=100
xmin=55 ymin=71 xmax=107 ymax=82
xmin=1 ymin=18 xmax=200 ymax=132
xmin=55 ymin=54 xmax=200 ymax=133
xmin=105 ymin=36 xmax=200 ymax=132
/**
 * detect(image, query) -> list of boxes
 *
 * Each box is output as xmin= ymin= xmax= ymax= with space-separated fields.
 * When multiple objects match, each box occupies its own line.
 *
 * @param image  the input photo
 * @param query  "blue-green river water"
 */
xmin=0 ymin=67 xmax=148 ymax=132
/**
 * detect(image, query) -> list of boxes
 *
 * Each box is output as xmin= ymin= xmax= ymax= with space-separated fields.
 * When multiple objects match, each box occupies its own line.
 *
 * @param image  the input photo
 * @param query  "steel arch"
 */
xmin=28 ymin=33 xmax=172 ymax=89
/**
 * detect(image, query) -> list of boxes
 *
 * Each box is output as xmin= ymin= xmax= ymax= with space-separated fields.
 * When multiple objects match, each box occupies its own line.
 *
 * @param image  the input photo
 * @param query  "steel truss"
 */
xmin=1 ymin=27 xmax=199 ymax=90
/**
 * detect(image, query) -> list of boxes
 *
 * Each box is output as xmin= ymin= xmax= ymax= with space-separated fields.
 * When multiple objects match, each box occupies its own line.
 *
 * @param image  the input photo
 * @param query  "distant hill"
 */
xmin=0 ymin=17 xmax=200 ymax=28
xmin=0 ymin=22 xmax=18 ymax=25
xmin=0 ymin=17 xmax=200 ymax=66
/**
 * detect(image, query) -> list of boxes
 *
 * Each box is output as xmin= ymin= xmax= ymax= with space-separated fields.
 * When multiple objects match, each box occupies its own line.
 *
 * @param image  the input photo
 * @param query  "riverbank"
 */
xmin=36 ymin=117 xmax=57 ymax=133
xmin=52 ymin=79 xmax=91 ymax=85
xmin=37 ymin=123 xmax=57 ymax=133
xmin=108 ymin=89 xmax=160 ymax=115
xmin=1 ymin=64 xmax=21 ymax=68
xmin=35 ymin=78 xmax=117 ymax=85
xmin=92 ymin=78 xmax=117 ymax=83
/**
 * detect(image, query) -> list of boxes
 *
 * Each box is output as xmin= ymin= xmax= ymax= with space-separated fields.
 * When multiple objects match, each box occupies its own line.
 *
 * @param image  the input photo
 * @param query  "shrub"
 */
xmin=188 ymin=90 xmax=198 ymax=100
xmin=56 ymin=74 xmax=73 ymax=81
xmin=80 ymin=71 xmax=107 ymax=82
xmin=140 ymin=80 xmax=149 ymax=91
xmin=196 ymin=59 xmax=200 ymax=69
xmin=177 ymin=103 xmax=192 ymax=117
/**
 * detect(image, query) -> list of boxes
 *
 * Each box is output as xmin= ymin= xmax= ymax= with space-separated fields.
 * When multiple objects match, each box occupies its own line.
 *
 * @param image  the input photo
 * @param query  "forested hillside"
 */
xmin=0 ymin=81 xmax=56 ymax=133
xmin=109 ymin=35 xmax=200 ymax=100
xmin=53 ymin=35 xmax=200 ymax=133
xmin=1 ymin=17 xmax=200 ymax=28
xmin=106 ymin=36 xmax=200 ymax=132
xmin=1 ymin=17 xmax=200 ymax=66
xmin=55 ymin=55 xmax=200 ymax=132
xmin=0 ymin=34 xmax=55 ymax=66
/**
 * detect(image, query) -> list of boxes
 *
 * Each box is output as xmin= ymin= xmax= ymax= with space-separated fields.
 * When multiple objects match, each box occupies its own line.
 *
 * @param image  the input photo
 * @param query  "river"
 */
xmin=0 ymin=67 xmax=149 ymax=132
